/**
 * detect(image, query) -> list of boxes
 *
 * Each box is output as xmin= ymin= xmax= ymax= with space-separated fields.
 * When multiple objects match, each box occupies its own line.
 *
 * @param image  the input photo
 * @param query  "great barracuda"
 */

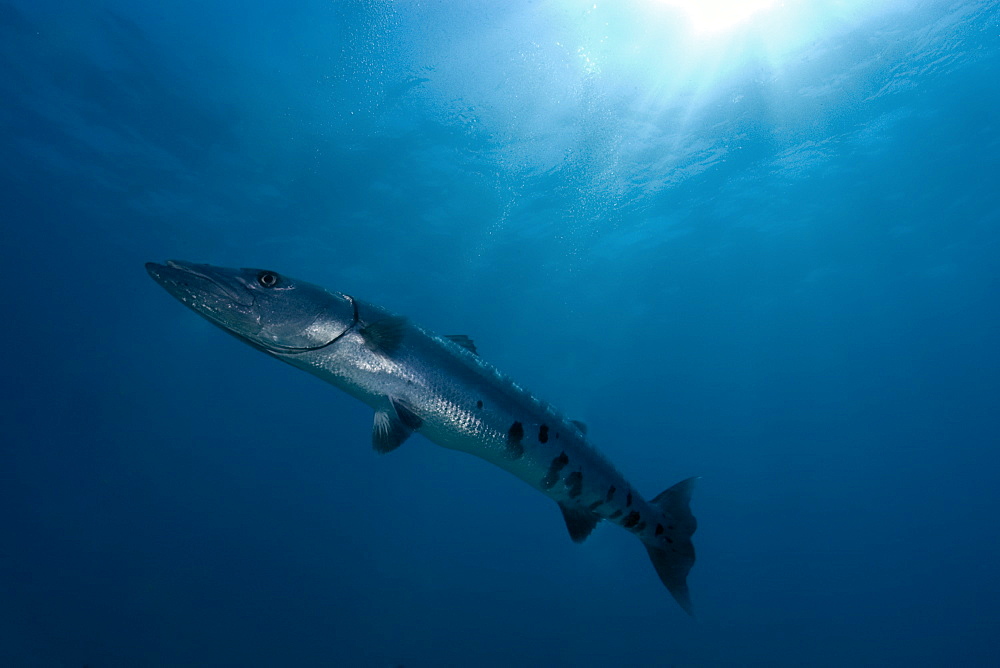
xmin=146 ymin=260 xmax=699 ymax=613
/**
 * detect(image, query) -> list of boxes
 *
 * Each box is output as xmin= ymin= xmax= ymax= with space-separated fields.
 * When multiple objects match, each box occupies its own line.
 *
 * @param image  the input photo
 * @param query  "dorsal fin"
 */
xmin=558 ymin=503 xmax=601 ymax=543
xmin=571 ymin=420 xmax=588 ymax=435
xmin=444 ymin=334 xmax=477 ymax=355
xmin=361 ymin=315 xmax=407 ymax=354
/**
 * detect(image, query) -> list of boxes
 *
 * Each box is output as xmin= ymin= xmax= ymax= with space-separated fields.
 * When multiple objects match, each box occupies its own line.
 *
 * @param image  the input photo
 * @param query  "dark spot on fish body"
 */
xmin=505 ymin=421 xmax=525 ymax=459
xmin=508 ymin=421 xmax=524 ymax=442
xmin=588 ymin=500 xmax=603 ymax=511
xmin=666 ymin=537 xmax=674 ymax=544
xmin=566 ymin=471 xmax=583 ymax=498
xmin=623 ymin=511 xmax=641 ymax=528
xmin=655 ymin=524 xmax=664 ymax=536
xmin=606 ymin=485 xmax=616 ymax=502
xmin=538 ymin=424 xmax=549 ymax=443
xmin=609 ymin=509 xmax=623 ymax=519
xmin=626 ymin=492 xmax=633 ymax=507
xmin=477 ymin=400 xmax=483 ymax=409
xmin=541 ymin=451 xmax=570 ymax=489
xmin=634 ymin=521 xmax=646 ymax=532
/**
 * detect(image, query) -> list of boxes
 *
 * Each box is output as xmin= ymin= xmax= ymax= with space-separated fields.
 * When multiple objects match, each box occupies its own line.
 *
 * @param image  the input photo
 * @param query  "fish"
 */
xmin=146 ymin=260 xmax=698 ymax=614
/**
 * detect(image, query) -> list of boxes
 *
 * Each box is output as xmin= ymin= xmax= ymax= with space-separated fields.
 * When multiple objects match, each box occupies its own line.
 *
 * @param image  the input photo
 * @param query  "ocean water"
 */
xmin=2 ymin=0 xmax=999 ymax=666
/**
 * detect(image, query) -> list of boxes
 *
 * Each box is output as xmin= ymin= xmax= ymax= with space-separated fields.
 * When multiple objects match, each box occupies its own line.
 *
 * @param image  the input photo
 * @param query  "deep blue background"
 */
xmin=2 ymin=1 xmax=999 ymax=665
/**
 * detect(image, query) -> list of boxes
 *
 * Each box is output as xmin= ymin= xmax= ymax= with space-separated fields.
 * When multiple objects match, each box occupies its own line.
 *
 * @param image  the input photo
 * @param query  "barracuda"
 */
xmin=146 ymin=260 xmax=699 ymax=614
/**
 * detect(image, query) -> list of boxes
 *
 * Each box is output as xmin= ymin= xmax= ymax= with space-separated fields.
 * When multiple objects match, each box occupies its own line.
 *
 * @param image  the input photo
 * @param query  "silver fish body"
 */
xmin=147 ymin=261 xmax=698 ymax=613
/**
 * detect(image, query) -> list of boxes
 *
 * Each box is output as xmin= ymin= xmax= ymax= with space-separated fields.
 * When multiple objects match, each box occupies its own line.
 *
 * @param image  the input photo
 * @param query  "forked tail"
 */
xmin=644 ymin=477 xmax=698 ymax=615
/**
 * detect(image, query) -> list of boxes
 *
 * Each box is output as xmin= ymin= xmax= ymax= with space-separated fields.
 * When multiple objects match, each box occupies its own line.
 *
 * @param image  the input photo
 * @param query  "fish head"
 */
xmin=146 ymin=260 xmax=356 ymax=352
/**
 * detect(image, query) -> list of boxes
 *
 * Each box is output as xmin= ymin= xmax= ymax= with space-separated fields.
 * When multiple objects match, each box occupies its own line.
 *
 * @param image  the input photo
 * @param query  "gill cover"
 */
xmin=245 ymin=267 xmax=357 ymax=351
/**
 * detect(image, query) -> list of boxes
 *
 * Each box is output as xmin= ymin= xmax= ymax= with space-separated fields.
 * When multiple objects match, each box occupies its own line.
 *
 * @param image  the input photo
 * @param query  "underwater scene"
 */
xmin=2 ymin=0 xmax=999 ymax=666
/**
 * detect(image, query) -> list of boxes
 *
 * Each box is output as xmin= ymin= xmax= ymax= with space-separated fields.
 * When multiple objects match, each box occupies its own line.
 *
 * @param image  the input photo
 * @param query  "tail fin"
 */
xmin=645 ymin=477 xmax=699 ymax=615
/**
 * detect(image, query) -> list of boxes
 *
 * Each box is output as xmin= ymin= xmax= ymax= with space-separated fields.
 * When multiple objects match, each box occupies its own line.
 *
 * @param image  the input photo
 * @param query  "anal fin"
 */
xmin=558 ymin=503 xmax=601 ymax=543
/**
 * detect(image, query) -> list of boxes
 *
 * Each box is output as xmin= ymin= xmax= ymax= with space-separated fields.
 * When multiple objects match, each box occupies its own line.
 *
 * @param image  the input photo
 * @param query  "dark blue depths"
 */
xmin=1 ymin=1 xmax=999 ymax=666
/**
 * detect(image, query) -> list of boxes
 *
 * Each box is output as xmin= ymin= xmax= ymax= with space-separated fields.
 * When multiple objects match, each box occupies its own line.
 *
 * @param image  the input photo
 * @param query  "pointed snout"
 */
xmin=146 ymin=260 xmax=255 ymax=308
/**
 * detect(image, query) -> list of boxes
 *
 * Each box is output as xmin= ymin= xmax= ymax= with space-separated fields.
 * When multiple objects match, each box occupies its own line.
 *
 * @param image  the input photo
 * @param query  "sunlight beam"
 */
xmin=655 ymin=0 xmax=780 ymax=34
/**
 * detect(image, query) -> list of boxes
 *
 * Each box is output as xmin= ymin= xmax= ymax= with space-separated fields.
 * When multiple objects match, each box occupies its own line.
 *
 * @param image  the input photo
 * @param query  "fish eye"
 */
xmin=257 ymin=271 xmax=279 ymax=288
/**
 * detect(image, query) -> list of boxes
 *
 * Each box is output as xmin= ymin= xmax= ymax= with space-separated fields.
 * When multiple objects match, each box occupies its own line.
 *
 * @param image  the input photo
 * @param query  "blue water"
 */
xmin=2 ymin=0 xmax=999 ymax=665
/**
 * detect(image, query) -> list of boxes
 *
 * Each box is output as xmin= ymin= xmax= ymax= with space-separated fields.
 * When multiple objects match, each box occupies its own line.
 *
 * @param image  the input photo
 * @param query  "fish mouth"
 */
xmin=146 ymin=260 xmax=255 ymax=309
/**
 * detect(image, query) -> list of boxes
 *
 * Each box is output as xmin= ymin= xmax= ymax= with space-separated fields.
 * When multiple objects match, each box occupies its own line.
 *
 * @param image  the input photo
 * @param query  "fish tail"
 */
xmin=644 ymin=477 xmax=699 ymax=615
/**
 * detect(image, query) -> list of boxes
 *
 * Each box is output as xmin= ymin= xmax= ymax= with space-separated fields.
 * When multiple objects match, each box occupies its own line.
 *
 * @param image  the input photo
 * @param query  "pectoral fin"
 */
xmin=361 ymin=316 xmax=407 ymax=354
xmin=372 ymin=398 xmax=423 ymax=453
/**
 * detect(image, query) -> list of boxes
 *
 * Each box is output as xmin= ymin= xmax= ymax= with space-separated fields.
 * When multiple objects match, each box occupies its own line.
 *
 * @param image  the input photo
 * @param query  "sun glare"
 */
xmin=544 ymin=0 xmax=900 ymax=125
xmin=657 ymin=0 xmax=781 ymax=34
